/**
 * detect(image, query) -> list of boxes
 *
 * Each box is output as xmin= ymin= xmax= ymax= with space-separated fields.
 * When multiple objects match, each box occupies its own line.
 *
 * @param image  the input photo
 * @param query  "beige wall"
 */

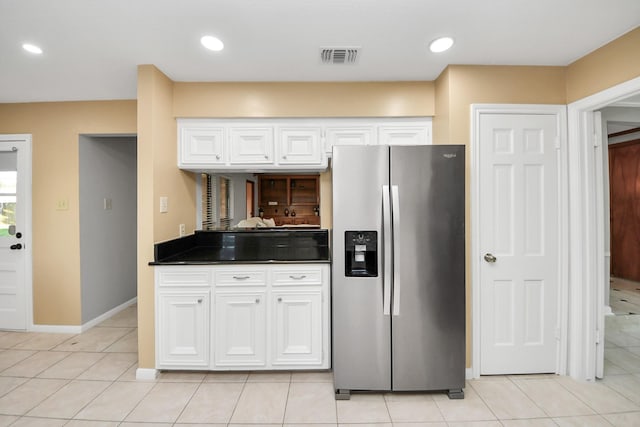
xmin=444 ymin=65 xmax=567 ymax=145
xmin=0 ymin=25 xmax=635 ymax=370
xmin=433 ymin=68 xmax=451 ymax=144
xmin=173 ymin=82 xmax=435 ymax=118
xmin=435 ymin=65 xmax=567 ymax=366
xmin=134 ymin=80 xmax=437 ymax=368
xmin=137 ymin=65 xmax=198 ymax=368
xmin=0 ymin=101 xmax=136 ymax=325
xmin=566 ymin=26 xmax=640 ymax=103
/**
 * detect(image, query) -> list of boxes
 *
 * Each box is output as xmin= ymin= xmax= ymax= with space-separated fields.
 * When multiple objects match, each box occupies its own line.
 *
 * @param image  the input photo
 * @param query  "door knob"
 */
xmin=484 ymin=253 xmax=497 ymax=263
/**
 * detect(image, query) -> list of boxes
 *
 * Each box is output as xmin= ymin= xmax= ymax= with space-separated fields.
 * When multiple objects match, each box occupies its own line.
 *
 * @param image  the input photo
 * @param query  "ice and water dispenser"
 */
xmin=344 ymin=231 xmax=378 ymax=277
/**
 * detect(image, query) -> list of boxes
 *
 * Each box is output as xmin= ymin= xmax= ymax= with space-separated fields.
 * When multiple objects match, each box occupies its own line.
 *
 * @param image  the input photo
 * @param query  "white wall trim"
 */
xmin=465 ymin=367 xmax=474 ymax=380
xmin=79 ymin=297 xmax=137 ymax=332
xmin=470 ymin=104 xmax=568 ymax=379
xmin=566 ymin=75 xmax=640 ymax=381
xmin=136 ymin=368 xmax=159 ymax=380
xmin=30 ymin=297 xmax=137 ymax=334
xmin=30 ymin=324 xmax=82 ymax=334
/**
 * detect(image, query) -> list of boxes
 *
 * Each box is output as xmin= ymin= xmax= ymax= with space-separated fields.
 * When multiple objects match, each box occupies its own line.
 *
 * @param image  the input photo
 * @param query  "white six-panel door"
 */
xmin=479 ymin=113 xmax=560 ymax=374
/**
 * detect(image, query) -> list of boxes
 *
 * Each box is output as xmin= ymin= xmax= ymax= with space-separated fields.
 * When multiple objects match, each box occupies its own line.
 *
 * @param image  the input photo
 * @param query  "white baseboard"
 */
xmin=29 ymin=297 xmax=137 ymax=334
xmin=30 ymin=324 xmax=82 ymax=334
xmin=80 ymin=297 xmax=137 ymax=332
xmin=136 ymin=368 xmax=158 ymax=380
xmin=466 ymin=367 xmax=474 ymax=380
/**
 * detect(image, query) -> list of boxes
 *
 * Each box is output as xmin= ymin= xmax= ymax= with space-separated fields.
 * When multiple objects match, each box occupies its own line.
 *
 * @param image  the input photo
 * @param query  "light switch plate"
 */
xmin=159 ymin=196 xmax=168 ymax=213
xmin=56 ymin=199 xmax=69 ymax=211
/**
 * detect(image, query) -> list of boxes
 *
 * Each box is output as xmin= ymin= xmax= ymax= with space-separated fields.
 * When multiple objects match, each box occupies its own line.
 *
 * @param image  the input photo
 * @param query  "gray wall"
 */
xmin=79 ymin=135 xmax=137 ymax=323
xmin=230 ymin=173 xmax=257 ymax=223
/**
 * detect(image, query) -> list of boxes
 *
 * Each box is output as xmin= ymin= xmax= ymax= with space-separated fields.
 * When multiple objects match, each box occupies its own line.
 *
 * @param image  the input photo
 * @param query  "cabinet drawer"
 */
xmin=215 ymin=269 xmax=267 ymax=287
xmin=157 ymin=268 xmax=211 ymax=287
xmin=272 ymin=267 xmax=323 ymax=286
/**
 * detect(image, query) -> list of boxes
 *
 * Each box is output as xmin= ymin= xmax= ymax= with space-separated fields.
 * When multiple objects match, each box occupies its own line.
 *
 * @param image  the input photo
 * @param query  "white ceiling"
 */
xmin=1 ymin=0 xmax=639 ymax=103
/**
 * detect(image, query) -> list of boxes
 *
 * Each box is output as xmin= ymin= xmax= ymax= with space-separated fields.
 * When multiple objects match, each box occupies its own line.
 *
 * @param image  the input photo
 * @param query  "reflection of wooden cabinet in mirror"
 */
xmin=258 ymin=174 xmax=320 ymax=226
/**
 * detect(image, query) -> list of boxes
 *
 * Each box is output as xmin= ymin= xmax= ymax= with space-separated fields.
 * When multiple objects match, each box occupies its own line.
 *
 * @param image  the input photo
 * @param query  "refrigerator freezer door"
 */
xmin=390 ymin=145 xmax=466 ymax=392
xmin=332 ymin=145 xmax=391 ymax=392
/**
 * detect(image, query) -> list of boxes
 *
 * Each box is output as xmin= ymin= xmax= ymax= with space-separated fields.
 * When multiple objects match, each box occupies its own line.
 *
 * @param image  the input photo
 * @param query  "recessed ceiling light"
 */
xmin=201 ymin=35 xmax=224 ymax=52
xmin=22 ymin=43 xmax=43 ymax=54
xmin=429 ymin=37 xmax=454 ymax=53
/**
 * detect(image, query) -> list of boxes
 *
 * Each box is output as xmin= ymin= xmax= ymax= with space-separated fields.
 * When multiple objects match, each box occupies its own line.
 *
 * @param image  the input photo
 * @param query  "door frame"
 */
xmin=0 ymin=134 xmax=33 ymax=331
xmin=566 ymin=75 xmax=640 ymax=381
xmin=470 ymin=104 xmax=569 ymax=378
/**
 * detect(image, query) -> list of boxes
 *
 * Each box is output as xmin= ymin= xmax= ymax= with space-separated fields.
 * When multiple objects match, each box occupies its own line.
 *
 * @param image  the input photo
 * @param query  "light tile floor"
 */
xmin=1 ymin=302 xmax=640 ymax=426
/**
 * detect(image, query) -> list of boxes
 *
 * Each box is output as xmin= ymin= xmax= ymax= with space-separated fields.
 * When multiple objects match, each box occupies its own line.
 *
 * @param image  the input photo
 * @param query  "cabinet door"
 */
xmin=157 ymin=290 xmax=210 ymax=368
xmin=272 ymin=290 xmax=323 ymax=366
xmin=325 ymin=126 xmax=374 ymax=154
xmin=378 ymin=125 xmax=430 ymax=145
xmin=179 ymin=126 xmax=225 ymax=166
xmin=214 ymin=291 xmax=267 ymax=367
xmin=278 ymin=128 xmax=323 ymax=165
xmin=229 ymin=127 xmax=274 ymax=164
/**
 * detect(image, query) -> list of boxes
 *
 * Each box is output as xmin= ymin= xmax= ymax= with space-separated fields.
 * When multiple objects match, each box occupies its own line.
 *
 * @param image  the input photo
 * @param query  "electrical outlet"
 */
xmin=179 ymin=224 xmax=186 ymax=237
xmin=103 ymin=198 xmax=112 ymax=210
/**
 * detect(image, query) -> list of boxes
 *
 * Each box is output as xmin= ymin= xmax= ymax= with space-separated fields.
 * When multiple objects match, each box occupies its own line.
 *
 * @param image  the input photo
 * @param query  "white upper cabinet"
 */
xmin=378 ymin=124 xmax=431 ymax=146
xmin=179 ymin=124 xmax=226 ymax=167
xmin=278 ymin=127 xmax=323 ymax=165
xmin=177 ymin=118 xmax=431 ymax=171
xmin=325 ymin=126 xmax=374 ymax=150
xmin=229 ymin=126 xmax=274 ymax=165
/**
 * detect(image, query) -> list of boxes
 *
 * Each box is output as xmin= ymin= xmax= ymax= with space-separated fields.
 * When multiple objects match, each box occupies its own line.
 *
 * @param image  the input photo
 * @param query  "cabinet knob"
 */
xmin=215 ymin=154 xmax=220 ymax=160
xmin=197 ymin=298 xmax=203 ymax=304
xmin=282 ymin=155 xmax=287 ymax=159
xmin=264 ymin=155 xmax=269 ymax=159
xmin=289 ymin=275 xmax=306 ymax=280
xmin=255 ymin=298 xmax=260 ymax=304
xmin=277 ymin=297 xmax=282 ymax=302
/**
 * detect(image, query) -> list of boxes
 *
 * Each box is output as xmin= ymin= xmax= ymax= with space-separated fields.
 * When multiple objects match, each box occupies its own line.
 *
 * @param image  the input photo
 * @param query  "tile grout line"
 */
xmin=508 ymin=375 xmax=555 ymax=419
xmin=554 ymin=373 xmax=640 ymax=417
xmin=226 ymin=372 xmax=249 ymax=425
xmin=463 ymin=379 xmax=502 ymax=424
xmin=118 ymin=373 xmax=161 ymax=424
xmin=170 ymin=373 xmax=205 ymax=424
xmin=281 ymin=376 xmax=292 ymax=425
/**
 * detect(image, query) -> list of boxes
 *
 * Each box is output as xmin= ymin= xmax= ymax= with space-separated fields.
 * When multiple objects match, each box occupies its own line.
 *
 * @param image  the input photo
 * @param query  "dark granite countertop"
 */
xmin=150 ymin=229 xmax=330 ymax=265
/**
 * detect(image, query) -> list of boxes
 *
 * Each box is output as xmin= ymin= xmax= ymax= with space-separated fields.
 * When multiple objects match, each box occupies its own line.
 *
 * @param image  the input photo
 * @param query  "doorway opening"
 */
xmin=79 ymin=134 xmax=137 ymax=328
xmin=567 ymin=75 xmax=640 ymax=381
xmin=246 ymin=180 xmax=255 ymax=218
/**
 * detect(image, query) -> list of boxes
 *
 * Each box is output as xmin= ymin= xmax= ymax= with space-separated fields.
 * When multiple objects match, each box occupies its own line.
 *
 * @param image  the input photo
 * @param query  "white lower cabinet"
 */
xmin=272 ymin=290 xmax=323 ymax=366
xmin=214 ymin=290 xmax=267 ymax=368
xmin=157 ymin=290 xmax=210 ymax=369
xmin=155 ymin=264 xmax=329 ymax=371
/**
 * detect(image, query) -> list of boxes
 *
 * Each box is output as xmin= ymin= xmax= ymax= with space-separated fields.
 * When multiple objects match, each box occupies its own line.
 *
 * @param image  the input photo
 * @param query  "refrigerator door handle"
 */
xmin=391 ymin=185 xmax=401 ymax=316
xmin=382 ymin=185 xmax=392 ymax=316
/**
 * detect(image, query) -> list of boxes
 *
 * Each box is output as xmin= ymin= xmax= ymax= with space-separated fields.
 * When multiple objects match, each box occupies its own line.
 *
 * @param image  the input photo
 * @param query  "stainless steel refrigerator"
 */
xmin=331 ymin=144 xmax=465 ymax=399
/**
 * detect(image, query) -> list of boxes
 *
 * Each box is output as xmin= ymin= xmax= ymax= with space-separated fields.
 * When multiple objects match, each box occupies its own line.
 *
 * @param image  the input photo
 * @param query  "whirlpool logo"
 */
xmin=443 ymin=153 xmax=457 ymax=159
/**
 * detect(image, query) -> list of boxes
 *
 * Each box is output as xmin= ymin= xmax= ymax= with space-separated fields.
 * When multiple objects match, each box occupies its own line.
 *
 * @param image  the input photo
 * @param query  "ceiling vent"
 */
xmin=320 ymin=47 xmax=360 ymax=64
